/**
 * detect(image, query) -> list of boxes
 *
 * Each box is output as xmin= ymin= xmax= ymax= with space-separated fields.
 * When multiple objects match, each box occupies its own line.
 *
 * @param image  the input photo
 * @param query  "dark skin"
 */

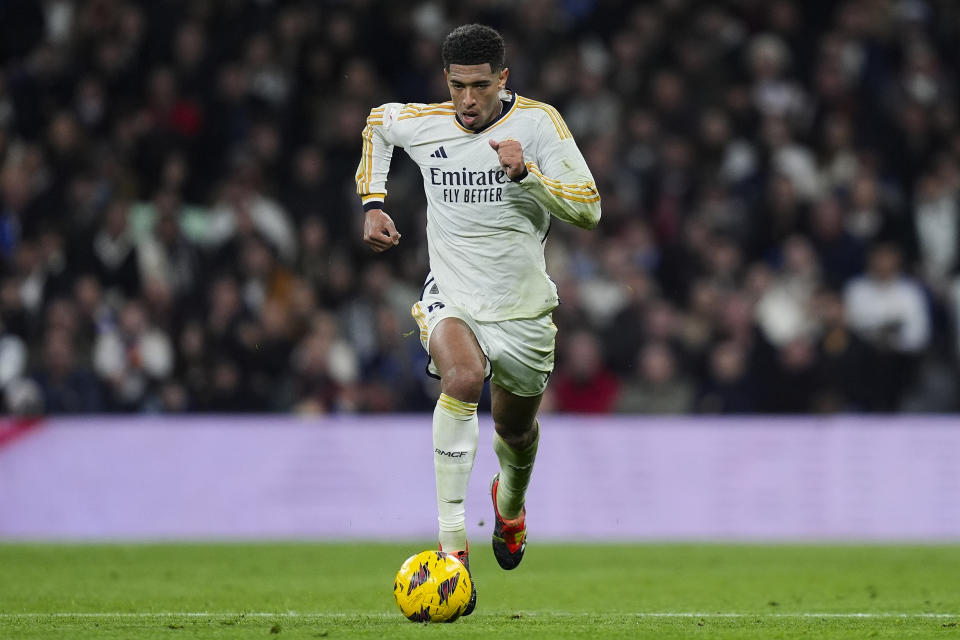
xmin=362 ymin=62 xmax=539 ymax=449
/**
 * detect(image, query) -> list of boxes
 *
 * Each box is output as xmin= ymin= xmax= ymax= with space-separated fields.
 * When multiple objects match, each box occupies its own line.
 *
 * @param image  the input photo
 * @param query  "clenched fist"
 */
xmin=489 ymin=138 xmax=528 ymax=181
xmin=363 ymin=208 xmax=401 ymax=252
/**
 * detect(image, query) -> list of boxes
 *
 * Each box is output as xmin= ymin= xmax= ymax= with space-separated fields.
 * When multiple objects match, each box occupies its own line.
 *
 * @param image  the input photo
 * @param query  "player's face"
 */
xmin=445 ymin=64 xmax=509 ymax=131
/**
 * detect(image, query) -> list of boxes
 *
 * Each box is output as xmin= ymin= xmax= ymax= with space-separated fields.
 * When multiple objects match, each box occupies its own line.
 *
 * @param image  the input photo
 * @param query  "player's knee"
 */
xmin=442 ymin=364 xmax=485 ymax=403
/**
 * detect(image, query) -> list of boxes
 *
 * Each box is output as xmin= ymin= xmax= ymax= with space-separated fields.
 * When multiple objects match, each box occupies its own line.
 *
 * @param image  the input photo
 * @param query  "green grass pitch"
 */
xmin=1 ymin=543 xmax=958 ymax=638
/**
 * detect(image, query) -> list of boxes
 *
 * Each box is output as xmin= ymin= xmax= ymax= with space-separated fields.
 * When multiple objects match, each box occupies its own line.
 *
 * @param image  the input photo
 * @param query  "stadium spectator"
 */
xmin=913 ymin=171 xmax=960 ymax=298
xmin=84 ymin=199 xmax=142 ymax=300
xmin=31 ymin=327 xmax=102 ymax=414
xmin=0 ymin=319 xmax=27 ymax=401
xmin=696 ymin=340 xmax=756 ymax=414
xmin=291 ymin=311 xmax=358 ymax=414
xmin=207 ymin=164 xmax=297 ymax=266
xmin=807 ymin=194 xmax=866 ymax=289
xmin=92 ymin=298 xmax=174 ymax=411
xmin=616 ymin=341 xmax=694 ymax=414
xmin=809 ymin=287 xmax=875 ymax=411
xmin=767 ymin=337 xmax=819 ymax=413
xmin=755 ymin=235 xmax=822 ymax=347
xmin=551 ymin=330 xmax=620 ymax=414
xmin=134 ymin=190 xmax=204 ymax=307
xmin=844 ymin=243 xmax=931 ymax=409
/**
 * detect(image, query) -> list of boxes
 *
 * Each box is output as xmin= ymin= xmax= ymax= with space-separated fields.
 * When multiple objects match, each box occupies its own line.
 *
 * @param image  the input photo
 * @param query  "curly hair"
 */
xmin=441 ymin=24 xmax=505 ymax=71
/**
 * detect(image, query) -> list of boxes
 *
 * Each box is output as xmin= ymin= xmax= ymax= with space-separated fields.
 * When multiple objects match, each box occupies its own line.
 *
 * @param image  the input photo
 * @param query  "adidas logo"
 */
xmin=429 ymin=146 xmax=449 ymax=159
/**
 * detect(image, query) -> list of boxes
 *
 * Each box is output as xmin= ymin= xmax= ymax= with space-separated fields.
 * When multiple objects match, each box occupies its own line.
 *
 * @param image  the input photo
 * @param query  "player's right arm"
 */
xmin=356 ymin=103 xmax=413 ymax=252
xmin=505 ymin=101 xmax=601 ymax=231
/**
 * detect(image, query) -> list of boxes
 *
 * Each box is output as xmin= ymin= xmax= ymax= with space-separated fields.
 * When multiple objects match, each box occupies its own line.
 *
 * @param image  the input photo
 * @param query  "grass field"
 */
xmin=1 ymin=542 xmax=959 ymax=639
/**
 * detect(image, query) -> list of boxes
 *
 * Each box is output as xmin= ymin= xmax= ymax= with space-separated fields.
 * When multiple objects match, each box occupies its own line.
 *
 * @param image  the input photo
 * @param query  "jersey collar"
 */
xmin=454 ymin=90 xmax=517 ymax=134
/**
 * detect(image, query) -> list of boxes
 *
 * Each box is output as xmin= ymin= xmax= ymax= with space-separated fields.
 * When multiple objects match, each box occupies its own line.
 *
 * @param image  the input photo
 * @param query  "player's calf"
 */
xmin=434 ymin=393 xmax=478 ymax=556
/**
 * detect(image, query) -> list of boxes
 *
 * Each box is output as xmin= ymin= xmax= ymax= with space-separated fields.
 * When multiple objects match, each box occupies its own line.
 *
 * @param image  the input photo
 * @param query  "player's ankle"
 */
xmin=498 ymin=505 xmax=524 ymax=521
xmin=439 ymin=531 xmax=468 ymax=553
xmin=440 ymin=545 xmax=469 ymax=555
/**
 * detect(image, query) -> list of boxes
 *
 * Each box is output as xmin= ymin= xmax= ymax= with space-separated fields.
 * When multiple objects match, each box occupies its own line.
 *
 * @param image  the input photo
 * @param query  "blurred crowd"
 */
xmin=1 ymin=0 xmax=959 ymax=415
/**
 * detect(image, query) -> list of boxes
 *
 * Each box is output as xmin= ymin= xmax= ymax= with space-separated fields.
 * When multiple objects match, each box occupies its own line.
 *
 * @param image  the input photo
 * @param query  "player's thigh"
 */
xmin=429 ymin=317 xmax=487 ymax=397
xmin=491 ymin=383 xmax=543 ymax=437
xmin=485 ymin=313 xmax=555 ymax=403
xmin=412 ymin=279 xmax=491 ymax=396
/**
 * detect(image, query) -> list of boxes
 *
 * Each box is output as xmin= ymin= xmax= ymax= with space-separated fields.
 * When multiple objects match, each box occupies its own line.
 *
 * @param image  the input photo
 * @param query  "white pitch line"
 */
xmin=0 ymin=612 xmax=956 ymax=619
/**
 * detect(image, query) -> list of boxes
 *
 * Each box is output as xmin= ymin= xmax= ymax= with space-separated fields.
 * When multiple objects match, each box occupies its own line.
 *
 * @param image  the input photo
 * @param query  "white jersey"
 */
xmin=356 ymin=91 xmax=600 ymax=321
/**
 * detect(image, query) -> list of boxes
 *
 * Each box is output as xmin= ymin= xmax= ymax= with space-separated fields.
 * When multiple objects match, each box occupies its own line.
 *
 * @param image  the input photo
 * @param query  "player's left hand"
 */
xmin=489 ymin=138 xmax=527 ymax=181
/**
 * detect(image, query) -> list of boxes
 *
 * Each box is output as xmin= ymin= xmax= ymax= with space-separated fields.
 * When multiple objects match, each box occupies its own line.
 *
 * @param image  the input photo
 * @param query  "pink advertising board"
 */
xmin=0 ymin=415 xmax=958 ymax=540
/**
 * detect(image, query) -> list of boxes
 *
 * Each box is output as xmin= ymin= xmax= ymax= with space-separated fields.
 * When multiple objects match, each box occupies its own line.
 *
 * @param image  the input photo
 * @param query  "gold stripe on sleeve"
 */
xmin=359 ymin=107 xmax=386 ymax=192
xmin=538 ymin=185 xmax=600 ymax=203
xmin=517 ymin=98 xmax=572 ymax=139
xmin=534 ymin=173 xmax=598 ymax=195
xmin=528 ymin=99 xmax=572 ymax=138
xmin=398 ymin=108 xmax=456 ymax=120
xmin=356 ymin=106 xmax=390 ymax=196
xmin=526 ymin=163 xmax=600 ymax=203
xmin=355 ymin=127 xmax=367 ymax=194
xmin=399 ymin=102 xmax=454 ymax=117
xmin=361 ymin=125 xmax=372 ymax=194
xmin=527 ymin=163 xmax=599 ymax=194
xmin=356 ymin=123 xmax=375 ymax=195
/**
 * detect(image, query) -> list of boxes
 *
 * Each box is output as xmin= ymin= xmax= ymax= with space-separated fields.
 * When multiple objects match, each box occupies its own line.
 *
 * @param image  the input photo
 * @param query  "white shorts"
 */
xmin=411 ymin=275 xmax=557 ymax=397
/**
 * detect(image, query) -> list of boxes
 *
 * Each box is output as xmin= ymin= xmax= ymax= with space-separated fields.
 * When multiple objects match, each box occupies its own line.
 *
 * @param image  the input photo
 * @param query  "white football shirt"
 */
xmin=356 ymin=90 xmax=600 ymax=321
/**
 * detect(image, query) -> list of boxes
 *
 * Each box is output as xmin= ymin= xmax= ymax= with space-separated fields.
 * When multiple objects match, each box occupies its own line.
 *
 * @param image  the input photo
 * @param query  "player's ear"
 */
xmin=498 ymin=67 xmax=509 ymax=89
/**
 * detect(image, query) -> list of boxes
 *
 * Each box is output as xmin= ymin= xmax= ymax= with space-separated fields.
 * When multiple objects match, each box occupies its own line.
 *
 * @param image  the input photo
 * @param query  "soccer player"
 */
xmin=356 ymin=24 xmax=600 ymax=614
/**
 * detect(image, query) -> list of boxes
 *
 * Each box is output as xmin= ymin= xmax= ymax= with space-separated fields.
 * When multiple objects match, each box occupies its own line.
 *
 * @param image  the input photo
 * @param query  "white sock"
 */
xmin=493 ymin=423 xmax=539 ymax=520
xmin=434 ymin=393 xmax=478 ymax=553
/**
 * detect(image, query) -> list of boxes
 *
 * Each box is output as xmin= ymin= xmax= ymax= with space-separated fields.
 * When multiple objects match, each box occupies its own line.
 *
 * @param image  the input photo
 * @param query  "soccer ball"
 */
xmin=393 ymin=550 xmax=472 ymax=622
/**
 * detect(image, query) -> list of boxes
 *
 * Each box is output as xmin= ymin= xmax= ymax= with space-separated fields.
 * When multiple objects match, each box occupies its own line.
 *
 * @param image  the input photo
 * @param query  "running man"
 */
xmin=356 ymin=23 xmax=600 ymax=615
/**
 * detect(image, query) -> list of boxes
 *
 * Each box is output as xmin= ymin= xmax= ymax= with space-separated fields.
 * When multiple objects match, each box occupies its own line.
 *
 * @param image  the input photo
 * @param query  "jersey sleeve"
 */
xmin=514 ymin=109 xmax=601 ymax=230
xmin=355 ymin=103 xmax=413 ymax=211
